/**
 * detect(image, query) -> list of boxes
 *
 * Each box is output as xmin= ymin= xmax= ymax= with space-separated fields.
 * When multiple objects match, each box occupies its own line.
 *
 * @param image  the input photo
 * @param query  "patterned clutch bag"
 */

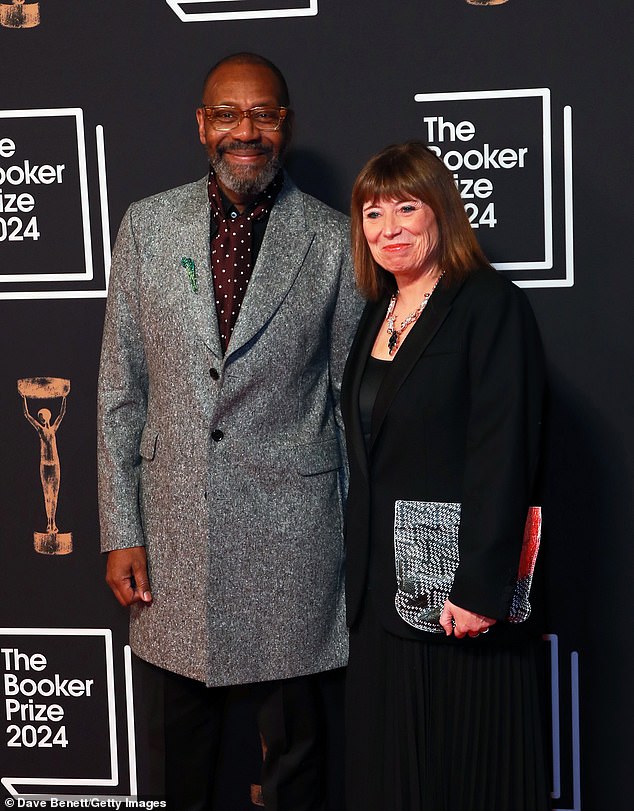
xmin=393 ymin=500 xmax=541 ymax=633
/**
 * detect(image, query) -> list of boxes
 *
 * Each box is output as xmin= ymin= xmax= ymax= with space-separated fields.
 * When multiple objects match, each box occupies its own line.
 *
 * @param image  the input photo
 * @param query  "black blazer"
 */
xmin=341 ymin=267 xmax=545 ymax=638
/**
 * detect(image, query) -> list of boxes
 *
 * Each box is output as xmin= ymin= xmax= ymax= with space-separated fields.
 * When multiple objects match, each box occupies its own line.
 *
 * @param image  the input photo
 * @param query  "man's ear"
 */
xmin=284 ymin=108 xmax=295 ymax=143
xmin=195 ymin=108 xmax=207 ymax=146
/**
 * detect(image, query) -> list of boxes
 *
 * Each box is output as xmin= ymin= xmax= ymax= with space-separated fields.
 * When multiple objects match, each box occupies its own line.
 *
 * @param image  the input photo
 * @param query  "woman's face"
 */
xmin=362 ymin=197 xmax=439 ymax=280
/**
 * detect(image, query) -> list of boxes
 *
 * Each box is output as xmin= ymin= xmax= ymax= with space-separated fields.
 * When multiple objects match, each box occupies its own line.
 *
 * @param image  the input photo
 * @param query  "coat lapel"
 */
xmin=174 ymin=177 xmax=223 ymax=360
xmin=369 ymin=280 xmax=462 ymax=449
xmin=225 ymin=177 xmax=314 ymax=359
xmin=342 ymin=298 xmax=385 ymax=480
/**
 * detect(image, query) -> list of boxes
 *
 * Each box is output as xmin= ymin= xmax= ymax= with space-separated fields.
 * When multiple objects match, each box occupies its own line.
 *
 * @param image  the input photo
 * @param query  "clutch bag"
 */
xmin=393 ymin=500 xmax=541 ymax=633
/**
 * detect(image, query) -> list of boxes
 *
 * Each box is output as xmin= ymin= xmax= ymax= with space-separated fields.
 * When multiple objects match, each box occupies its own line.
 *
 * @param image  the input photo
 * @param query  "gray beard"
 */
xmin=211 ymin=147 xmax=283 ymax=197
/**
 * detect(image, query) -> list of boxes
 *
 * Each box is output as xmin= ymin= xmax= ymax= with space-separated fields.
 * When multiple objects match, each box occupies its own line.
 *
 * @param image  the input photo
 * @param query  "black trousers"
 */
xmin=132 ymin=656 xmax=345 ymax=811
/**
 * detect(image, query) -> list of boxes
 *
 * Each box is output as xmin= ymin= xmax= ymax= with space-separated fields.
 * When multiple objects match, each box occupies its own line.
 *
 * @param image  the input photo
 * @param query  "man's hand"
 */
xmin=439 ymin=599 xmax=496 ymax=638
xmin=106 ymin=547 xmax=153 ymax=607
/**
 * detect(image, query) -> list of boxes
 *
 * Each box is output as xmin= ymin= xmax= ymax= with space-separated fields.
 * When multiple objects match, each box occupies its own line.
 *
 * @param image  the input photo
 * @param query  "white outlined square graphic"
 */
xmin=414 ymin=89 xmax=574 ymax=288
xmin=0 ymin=627 xmax=118 ymax=797
xmin=165 ymin=0 xmax=318 ymax=22
xmin=0 ymin=108 xmax=93 ymax=285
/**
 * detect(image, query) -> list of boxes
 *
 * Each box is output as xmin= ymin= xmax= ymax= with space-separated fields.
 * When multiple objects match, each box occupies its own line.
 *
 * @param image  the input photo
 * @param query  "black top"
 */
xmin=359 ymin=355 xmax=391 ymax=449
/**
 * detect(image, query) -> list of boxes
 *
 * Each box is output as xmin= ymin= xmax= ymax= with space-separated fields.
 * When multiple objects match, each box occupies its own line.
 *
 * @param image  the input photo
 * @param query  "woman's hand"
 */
xmin=439 ymin=599 xmax=497 ymax=638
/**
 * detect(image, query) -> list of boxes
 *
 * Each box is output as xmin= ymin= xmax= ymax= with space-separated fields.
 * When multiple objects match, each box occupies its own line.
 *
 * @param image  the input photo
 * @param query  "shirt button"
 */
xmin=230 ymin=211 xmax=238 ymax=219
xmin=211 ymin=429 xmax=224 ymax=442
xmin=209 ymin=368 xmax=220 ymax=380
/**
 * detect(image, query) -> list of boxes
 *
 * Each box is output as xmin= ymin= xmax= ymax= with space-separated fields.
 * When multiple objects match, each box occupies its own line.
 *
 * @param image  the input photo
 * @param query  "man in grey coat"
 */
xmin=98 ymin=53 xmax=360 ymax=811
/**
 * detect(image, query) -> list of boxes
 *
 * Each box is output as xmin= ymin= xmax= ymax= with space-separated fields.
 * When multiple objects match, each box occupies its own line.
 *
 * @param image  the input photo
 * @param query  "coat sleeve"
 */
xmin=97 ymin=204 xmax=149 ymax=553
xmin=448 ymin=279 xmax=545 ymax=619
xmin=327 ymin=229 xmax=363 ymax=491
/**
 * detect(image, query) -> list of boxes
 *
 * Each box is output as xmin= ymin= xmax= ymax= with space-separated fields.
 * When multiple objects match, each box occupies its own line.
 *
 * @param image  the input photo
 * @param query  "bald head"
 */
xmin=202 ymin=52 xmax=290 ymax=107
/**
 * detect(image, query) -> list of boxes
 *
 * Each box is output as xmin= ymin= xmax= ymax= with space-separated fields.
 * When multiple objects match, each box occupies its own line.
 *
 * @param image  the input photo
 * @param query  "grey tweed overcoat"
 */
xmin=97 ymin=174 xmax=361 ymax=686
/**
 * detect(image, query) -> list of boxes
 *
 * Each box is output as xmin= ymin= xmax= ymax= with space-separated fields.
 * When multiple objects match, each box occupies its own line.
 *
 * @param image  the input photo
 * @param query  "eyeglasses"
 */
xmin=199 ymin=105 xmax=289 ymax=132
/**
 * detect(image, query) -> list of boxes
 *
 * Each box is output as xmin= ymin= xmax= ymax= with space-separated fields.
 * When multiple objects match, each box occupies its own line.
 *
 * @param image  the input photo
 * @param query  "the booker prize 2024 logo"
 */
xmin=416 ymin=89 xmax=574 ymax=288
xmin=0 ymin=110 xmax=99 ymax=299
xmin=0 ymin=631 xmax=115 ymax=796
xmin=165 ymin=0 xmax=317 ymax=22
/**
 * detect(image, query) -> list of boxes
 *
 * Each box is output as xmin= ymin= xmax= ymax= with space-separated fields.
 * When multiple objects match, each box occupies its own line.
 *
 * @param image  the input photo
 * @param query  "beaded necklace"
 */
xmin=385 ymin=271 xmax=444 ymax=355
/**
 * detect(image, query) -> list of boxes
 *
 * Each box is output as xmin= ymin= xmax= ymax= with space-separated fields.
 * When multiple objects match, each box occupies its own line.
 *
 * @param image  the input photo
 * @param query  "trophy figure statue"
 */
xmin=18 ymin=376 xmax=72 ymax=555
xmin=0 ymin=0 xmax=40 ymax=27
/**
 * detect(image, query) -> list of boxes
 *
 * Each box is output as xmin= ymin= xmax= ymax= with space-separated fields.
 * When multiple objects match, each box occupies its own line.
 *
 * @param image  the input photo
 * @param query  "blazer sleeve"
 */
xmin=97 ymin=204 xmax=149 ymax=553
xmin=448 ymin=279 xmax=545 ymax=619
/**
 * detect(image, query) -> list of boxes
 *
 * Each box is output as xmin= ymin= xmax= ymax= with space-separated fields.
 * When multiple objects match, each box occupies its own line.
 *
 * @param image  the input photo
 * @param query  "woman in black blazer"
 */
xmin=342 ymin=142 xmax=551 ymax=810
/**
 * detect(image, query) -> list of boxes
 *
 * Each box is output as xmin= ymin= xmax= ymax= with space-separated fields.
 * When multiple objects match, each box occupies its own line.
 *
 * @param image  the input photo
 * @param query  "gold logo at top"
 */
xmin=0 ymin=1 xmax=40 ymax=28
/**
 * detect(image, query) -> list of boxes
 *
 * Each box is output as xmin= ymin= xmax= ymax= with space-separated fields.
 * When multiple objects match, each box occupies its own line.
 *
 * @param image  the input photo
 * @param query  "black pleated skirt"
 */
xmin=345 ymin=597 xmax=552 ymax=811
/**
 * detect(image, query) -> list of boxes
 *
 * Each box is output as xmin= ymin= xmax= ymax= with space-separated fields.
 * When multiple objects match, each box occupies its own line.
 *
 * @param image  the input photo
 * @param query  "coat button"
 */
xmin=209 ymin=368 xmax=220 ymax=380
xmin=211 ymin=429 xmax=224 ymax=442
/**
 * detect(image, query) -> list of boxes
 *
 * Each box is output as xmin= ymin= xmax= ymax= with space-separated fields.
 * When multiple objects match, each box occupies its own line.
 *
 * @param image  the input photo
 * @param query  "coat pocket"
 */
xmin=294 ymin=437 xmax=342 ymax=476
xmin=139 ymin=426 xmax=159 ymax=461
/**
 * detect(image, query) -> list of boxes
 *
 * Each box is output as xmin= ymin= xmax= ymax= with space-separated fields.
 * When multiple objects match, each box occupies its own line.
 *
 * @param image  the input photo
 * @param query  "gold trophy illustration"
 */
xmin=0 ymin=0 xmax=40 ymax=28
xmin=18 ymin=376 xmax=72 ymax=555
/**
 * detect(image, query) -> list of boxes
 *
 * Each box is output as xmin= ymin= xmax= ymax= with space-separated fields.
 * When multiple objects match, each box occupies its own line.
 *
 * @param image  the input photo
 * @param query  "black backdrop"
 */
xmin=1 ymin=2 xmax=633 ymax=809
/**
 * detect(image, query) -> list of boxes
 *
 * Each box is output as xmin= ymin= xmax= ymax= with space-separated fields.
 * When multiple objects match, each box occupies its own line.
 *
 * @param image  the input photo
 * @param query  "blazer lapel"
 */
xmin=225 ymin=177 xmax=314 ymax=359
xmin=342 ymin=299 xmax=386 ymax=481
xmin=369 ymin=279 xmax=464 ymax=450
xmin=174 ymin=176 xmax=223 ymax=361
